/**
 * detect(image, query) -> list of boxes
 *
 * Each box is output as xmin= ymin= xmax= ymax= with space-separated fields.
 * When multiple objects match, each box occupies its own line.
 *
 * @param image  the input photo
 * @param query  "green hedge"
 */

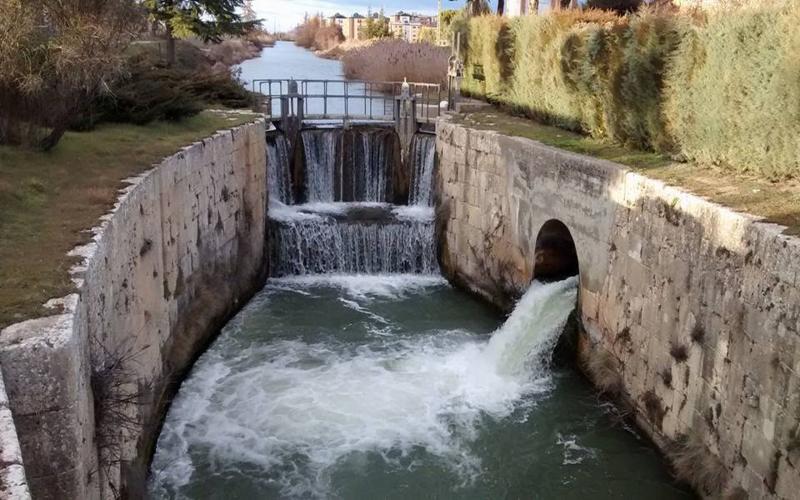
xmin=664 ymin=4 xmax=800 ymax=178
xmin=462 ymin=16 xmax=514 ymax=99
xmin=463 ymin=3 xmax=800 ymax=178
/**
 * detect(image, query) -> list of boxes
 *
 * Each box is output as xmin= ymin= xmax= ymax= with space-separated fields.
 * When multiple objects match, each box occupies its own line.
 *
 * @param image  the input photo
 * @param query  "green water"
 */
xmin=149 ymin=275 xmax=690 ymax=499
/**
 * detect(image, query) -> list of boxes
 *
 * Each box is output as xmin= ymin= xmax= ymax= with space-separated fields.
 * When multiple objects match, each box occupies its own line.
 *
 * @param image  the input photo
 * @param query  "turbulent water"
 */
xmin=269 ymin=203 xmax=437 ymax=276
xmin=266 ymin=133 xmax=293 ymax=204
xmin=149 ymin=275 xmax=687 ymax=499
xmin=409 ymin=133 xmax=436 ymax=206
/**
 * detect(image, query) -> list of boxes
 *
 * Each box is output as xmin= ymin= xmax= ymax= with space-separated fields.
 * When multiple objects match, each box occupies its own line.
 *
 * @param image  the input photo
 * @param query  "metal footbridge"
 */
xmin=251 ymin=79 xmax=445 ymax=125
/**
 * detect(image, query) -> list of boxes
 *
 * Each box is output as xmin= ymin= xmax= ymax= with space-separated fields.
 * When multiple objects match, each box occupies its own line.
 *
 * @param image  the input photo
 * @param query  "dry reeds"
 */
xmin=583 ymin=347 xmax=624 ymax=396
xmin=295 ymin=16 xmax=344 ymax=52
xmin=341 ymin=39 xmax=450 ymax=86
xmin=669 ymin=432 xmax=728 ymax=497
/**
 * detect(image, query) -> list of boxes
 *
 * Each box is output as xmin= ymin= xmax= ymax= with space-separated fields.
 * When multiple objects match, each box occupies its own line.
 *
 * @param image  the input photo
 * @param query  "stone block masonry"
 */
xmin=436 ymin=114 xmax=800 ymax=499
xmin=0 ymin=119 xmax=268 ymax=499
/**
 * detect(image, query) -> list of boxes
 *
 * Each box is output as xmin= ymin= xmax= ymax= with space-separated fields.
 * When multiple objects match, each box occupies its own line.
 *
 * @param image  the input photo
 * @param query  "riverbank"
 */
xmin=0 ymin=110 xmax=258 ymax=329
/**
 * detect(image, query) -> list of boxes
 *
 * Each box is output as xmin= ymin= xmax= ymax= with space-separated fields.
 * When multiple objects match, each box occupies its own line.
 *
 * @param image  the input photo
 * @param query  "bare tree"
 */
xmin=0 ymin=0 xmax=142 ymax=150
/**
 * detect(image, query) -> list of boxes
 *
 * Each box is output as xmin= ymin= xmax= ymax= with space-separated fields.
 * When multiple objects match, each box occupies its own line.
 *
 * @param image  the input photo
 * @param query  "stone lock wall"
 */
xmin=436 ymin=115 xmax=800 ymax=498
xmin=0 ymin=119 xmax=268 ymax=499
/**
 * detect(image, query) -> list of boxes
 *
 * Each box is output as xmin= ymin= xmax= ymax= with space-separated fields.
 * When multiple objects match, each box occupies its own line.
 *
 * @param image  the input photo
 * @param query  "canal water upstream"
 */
xmin=148 ymin=42 xmax=691 ymax=499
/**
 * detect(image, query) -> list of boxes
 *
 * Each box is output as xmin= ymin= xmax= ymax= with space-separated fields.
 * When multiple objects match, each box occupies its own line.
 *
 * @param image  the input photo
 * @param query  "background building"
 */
xmin=389 ymin=11 xmax=437 ymax=43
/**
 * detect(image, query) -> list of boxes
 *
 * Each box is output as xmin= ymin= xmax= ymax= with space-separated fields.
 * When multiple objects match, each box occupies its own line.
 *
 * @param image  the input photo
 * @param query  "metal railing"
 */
xmin=251 ymin=79 xmax=443 ymax=123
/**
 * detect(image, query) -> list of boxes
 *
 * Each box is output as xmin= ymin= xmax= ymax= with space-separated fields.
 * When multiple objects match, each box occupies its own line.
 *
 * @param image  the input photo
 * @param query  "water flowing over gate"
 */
xmin=267 ymin=124 xmax=438 ymax=276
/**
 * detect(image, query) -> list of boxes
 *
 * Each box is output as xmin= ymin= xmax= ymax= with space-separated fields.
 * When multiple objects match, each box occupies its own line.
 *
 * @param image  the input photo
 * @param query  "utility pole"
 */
xmin=437 ymin=0 xmax=442 ymax=45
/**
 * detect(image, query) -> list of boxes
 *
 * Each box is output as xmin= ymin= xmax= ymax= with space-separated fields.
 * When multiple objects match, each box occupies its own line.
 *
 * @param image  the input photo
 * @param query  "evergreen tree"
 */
xmin=144 ymin=0 xmax=260 ymax=66
xmin=360 ymin=10 xmax=393 ymax=40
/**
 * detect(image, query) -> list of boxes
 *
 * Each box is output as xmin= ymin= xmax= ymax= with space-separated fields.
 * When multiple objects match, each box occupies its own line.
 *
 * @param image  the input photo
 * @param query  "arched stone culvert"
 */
xmin=533 ymin=219 xmax=579 ymax=283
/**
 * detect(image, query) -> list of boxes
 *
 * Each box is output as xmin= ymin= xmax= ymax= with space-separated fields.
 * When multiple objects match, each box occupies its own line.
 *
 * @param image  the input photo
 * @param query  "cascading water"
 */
xmin=351 ymin=128 xmax=392 ymax=202
xmin=409 ymin=133 xmax=436 ymax=206
xmin=272 ymin=126 xmax=433 ymax=276
xmin=269 ymin=204 xmax=437 ymax=276
xmin=301 ymin=129 xmax=339 ymax=202
xmin=150 ymin=48 xmax=689 ymax=500
xmin=299 ymin=127 xmax=397 ymax=203
xmin=266 ymin=133 xmax=293 ymax=204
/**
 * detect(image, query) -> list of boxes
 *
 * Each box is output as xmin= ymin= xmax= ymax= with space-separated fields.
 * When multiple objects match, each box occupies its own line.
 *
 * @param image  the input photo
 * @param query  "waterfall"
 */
xmin=269 ymin=205 xmax=437 ymax=276
xmin=409 ymin=133 xmax=436 ymax=206
xmin=300 ymin=127 xmax=397 ymax=203
xmin=351 ymin=128 xmax=393 ymax=202
xmin=266 ymin=133 xmax=293 ymax=204
xmin=485 ymin=276 xmax=578 ymax=375
xmin=301 ymin=129 xmax=339 ymax=202
xmin=270 ymin=126 xmax=432 ymax=278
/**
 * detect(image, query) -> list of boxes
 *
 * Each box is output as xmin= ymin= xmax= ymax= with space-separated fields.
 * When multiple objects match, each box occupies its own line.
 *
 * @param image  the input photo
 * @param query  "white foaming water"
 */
xmin=392 ymin=205 xmax=435 ymax=222
xmin=273 ymin=273 xmax=447 ymax=299
xmin=269 ymin=214 xmax=438 ymax=276
xmin=150 ymin=276 xmax=578 ymax=498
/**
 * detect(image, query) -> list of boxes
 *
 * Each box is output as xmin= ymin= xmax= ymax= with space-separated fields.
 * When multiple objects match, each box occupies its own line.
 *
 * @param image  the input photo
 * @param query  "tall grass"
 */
xmin=341 ymin=39 xmax=449 ymax=85
xmin=462 ymin=2 xmax=800 ymax=177
xmin=664 ymin=2 xmax=800 ymax=178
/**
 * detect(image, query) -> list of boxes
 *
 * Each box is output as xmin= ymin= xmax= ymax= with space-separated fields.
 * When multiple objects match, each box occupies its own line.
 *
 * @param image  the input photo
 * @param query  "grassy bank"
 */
xmin=0 ymin=110 xmax=257 ymax=329
xmin=456 ymin=109 xmax=800 ymax=235
xmin=460 ymin=2 xmax=800 ymax=179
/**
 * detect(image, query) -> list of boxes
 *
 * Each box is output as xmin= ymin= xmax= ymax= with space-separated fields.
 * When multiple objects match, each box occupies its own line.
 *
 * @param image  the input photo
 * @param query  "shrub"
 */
xmin=559 ymin=9 xmax=682 ymax=150
xmin=0 ymin=0 xmax=140 ymax=150
xmin=506 ymin=10 xmax=619 ymax=131
xmin=88 ymin=57 xmax=251 ymax=126
xmin=461 ymin=3 xmax=800 ymax=178
xmin=669 ymin=432 xmax=728 ymax=496
xmin=341 ymin=39 xmax=449 ymax=86
xmin=664 ymin=2 xmax=800 ymax=178
xmin=296 ymin=16 xmax=344 ymax=51
xmin=93 ymin=64 xmax=203 ymax=125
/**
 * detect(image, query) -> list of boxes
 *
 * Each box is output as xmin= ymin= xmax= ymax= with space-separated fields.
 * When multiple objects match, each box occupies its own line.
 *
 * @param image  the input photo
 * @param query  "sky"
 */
xmin=252 ymin=0 xmax=466 ymax=32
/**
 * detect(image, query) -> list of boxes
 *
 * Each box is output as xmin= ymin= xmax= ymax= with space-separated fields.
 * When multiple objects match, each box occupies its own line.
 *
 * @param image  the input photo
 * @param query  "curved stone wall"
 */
xmin=436 ymin=115 xmax=800 ymax=498
xmin=0 ymin=119 xmax=268 ymax=499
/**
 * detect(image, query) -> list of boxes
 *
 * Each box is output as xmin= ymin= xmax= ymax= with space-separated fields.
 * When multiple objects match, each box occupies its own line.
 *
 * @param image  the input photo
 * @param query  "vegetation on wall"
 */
xmin=461 ymin=2 xmax=800 ymax=178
